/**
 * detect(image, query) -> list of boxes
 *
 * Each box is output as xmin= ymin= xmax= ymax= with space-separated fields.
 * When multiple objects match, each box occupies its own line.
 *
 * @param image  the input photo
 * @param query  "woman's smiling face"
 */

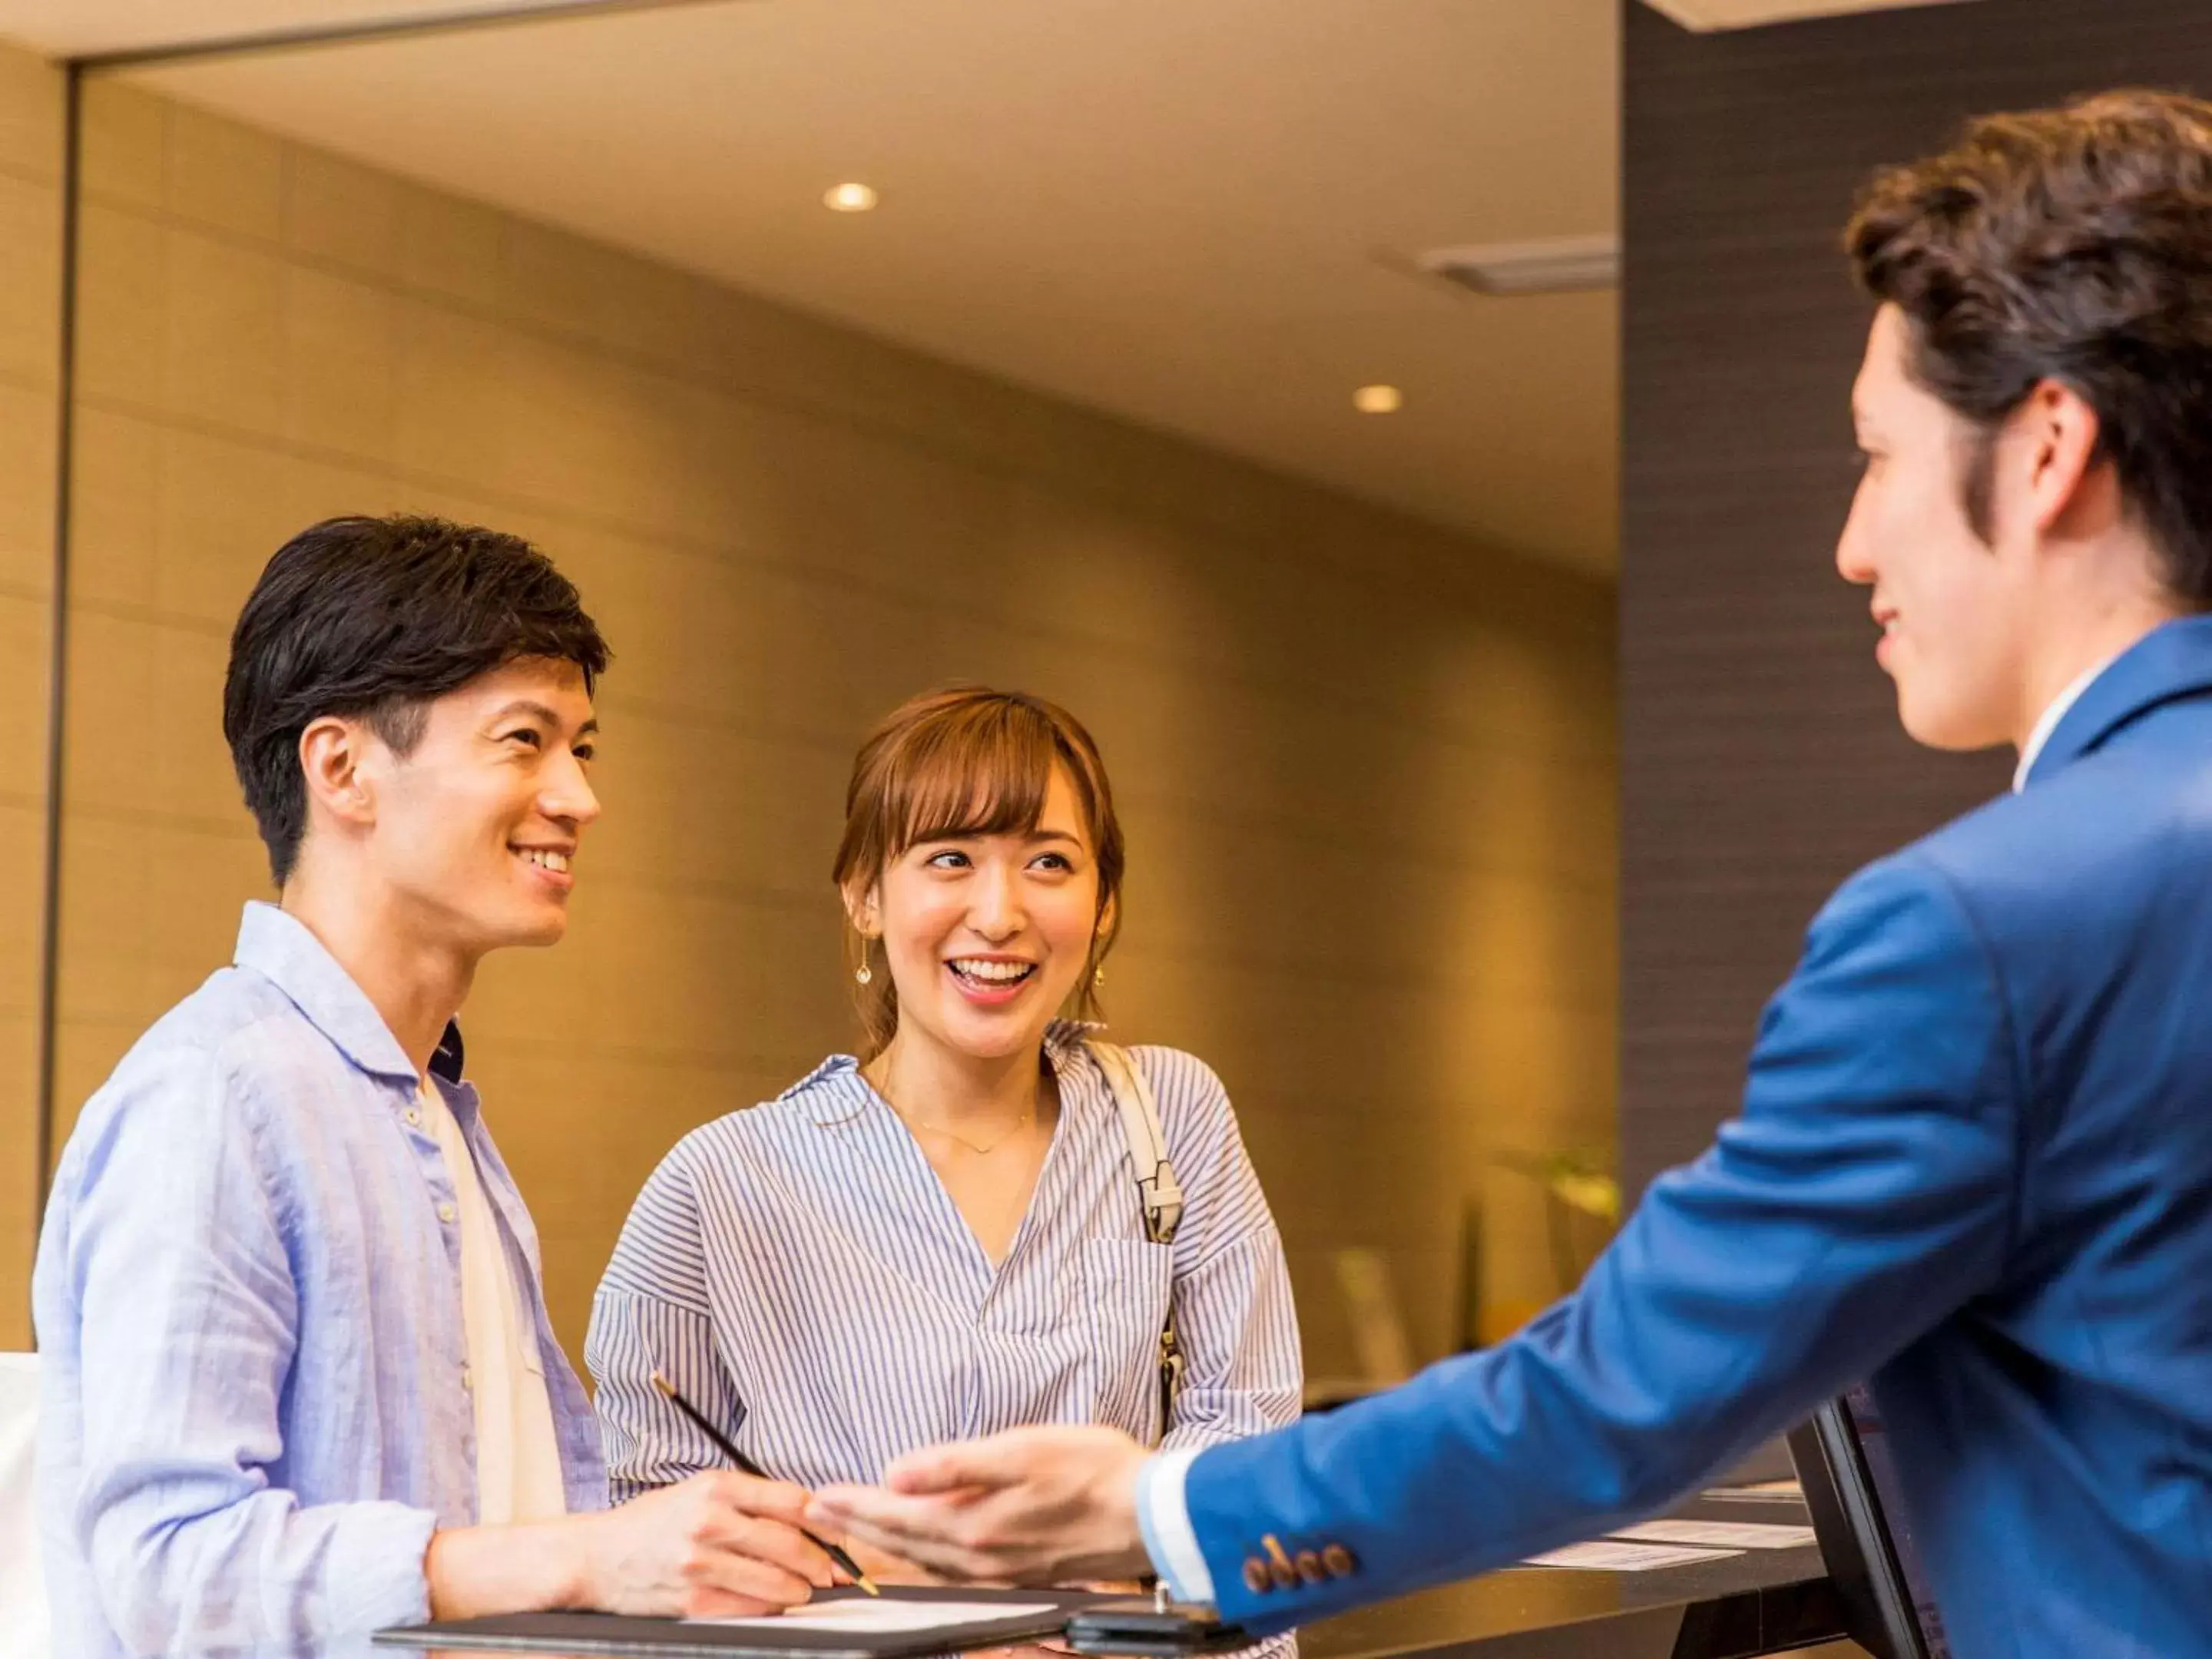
xmin=856 ymin=764 xmax=1109 ymax=1065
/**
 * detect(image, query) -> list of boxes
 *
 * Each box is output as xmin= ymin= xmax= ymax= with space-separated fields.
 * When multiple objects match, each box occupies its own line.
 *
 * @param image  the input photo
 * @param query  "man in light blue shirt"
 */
xmin=35 ymin=516 xmax=840 ymax=1655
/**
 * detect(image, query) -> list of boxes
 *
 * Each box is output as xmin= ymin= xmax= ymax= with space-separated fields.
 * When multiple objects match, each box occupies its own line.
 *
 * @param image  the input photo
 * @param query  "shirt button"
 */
xmin=438 ymin=1203 xmax=457 ymax=1224
xmin=404 ymin=1109 xmax=421 ymax=1128
xmin=462 ymin=1364 xmax=474 ymax=1392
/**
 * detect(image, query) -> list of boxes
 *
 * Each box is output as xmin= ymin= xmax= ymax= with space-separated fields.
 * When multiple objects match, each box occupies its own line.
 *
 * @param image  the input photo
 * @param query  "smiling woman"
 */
xmin=585 ymin=686 xmax=1303 ymax=1589
xmin=833 ymin=687 xmax=1124 ymax=1068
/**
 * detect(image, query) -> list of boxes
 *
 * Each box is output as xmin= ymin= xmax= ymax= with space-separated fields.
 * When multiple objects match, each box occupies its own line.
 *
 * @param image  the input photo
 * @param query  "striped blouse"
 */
xmin=585 ymin=1023 xmax=1303 ymax=1496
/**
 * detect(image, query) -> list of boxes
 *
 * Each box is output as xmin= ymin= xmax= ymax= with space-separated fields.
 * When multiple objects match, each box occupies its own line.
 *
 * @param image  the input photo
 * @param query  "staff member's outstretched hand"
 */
xmin=811 ymin=1426 xmax=1151 ymax=1586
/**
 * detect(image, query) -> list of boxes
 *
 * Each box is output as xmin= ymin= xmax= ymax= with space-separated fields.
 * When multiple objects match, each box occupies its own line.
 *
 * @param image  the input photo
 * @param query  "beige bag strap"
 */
xmin=1087 ymin=1038 xmax=1186 ymax=1439
xmin=1087 ymin=1039 xmax=1184 ymax=1244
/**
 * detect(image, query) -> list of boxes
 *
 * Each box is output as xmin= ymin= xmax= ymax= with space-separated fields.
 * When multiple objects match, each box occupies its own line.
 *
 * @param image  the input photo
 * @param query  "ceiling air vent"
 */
xmin=1415 ymin=235 xmax=1619 ymax=297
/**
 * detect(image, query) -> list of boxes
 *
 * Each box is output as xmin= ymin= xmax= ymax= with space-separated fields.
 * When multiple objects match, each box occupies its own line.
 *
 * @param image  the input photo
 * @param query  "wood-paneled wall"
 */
xmin=0 ymin=42 xmax=62 ymax=1351
xmin=2 ymin=58 xmax=1619 ymax=1366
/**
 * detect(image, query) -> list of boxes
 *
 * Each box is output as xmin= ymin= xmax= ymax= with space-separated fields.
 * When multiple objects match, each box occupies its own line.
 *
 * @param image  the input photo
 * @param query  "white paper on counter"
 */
xmin=1700 ymin=1479 xmax=1803 ymax=1502
xmin=1611 ymin=1519 xmax=1817 ymax=1550
xmin=1518 ymin=1541 xmax=1742 ymax=1572
xmin=692 ymin=1599 xmax=1060 ymax=1633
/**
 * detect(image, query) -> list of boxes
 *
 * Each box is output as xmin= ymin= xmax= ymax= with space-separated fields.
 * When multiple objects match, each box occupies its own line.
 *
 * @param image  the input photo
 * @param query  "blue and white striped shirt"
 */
xmin=32 ymin=904 xmax=607 ymax=1657
xmin=586 ymin=1025 xmax=1302 ymax=1496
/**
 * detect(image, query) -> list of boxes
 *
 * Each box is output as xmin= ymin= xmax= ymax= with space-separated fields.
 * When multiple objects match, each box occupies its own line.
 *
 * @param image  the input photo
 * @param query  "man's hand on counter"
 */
xmin=810 ymin=1426 xmax=1153 ymax=1586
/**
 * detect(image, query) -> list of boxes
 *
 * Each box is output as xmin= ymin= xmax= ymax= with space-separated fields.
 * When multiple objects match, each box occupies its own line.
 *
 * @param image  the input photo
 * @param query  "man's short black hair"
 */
xmin=223 ymin=515 xmax=612 ymax=885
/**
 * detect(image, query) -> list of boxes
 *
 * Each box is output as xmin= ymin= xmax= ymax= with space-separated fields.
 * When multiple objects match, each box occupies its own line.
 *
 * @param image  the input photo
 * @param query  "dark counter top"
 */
xmin=191 ymin=1497 xmax=1852 ymax=1659
xmin=357 ymin=1548 xmax=1840 ymax=1659
xmin=1303 ymin=1536 xmax=1839 ymax=1659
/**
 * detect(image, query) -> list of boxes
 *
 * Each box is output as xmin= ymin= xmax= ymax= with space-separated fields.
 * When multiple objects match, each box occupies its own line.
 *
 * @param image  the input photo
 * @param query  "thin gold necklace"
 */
xmin=864 ymin=1061 xmax=1038 ymax=1154
xmin=902 ymin=1108 xmax=1035 ymax=1155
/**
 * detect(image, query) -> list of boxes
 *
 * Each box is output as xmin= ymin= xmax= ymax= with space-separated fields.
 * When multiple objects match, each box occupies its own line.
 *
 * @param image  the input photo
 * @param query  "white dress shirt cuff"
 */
xmin=1136 ymin=1447 xmax=1216 ymax=1606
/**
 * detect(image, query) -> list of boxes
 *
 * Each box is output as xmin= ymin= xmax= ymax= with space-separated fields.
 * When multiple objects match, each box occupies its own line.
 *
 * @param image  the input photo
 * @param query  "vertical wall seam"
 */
xmin=34 ymin=61 xmax=81 ymax=1270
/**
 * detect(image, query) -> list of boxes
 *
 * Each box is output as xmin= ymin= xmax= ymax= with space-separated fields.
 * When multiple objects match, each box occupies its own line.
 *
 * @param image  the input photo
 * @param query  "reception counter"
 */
xmin=422 ymin=1508 xmax=1839 ymax=1659
xmin=1303 ymin=1530 xmax=1842 ymax=1659
xmin=156 ymin=1495 xmax=1855 ymax=1659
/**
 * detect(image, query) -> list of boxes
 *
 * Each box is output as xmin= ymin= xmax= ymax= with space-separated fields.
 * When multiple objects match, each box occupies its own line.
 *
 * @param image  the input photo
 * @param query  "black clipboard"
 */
xmin=375 ymin=1585 xmax=1121 ymax=1657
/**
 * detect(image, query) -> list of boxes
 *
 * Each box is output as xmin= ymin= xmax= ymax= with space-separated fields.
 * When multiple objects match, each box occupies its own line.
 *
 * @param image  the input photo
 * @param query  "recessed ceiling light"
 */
xmin=823 ymin=182 xmax=879 ymax=214
xmin=1353 ymin=385 xmax=1404 ymax=414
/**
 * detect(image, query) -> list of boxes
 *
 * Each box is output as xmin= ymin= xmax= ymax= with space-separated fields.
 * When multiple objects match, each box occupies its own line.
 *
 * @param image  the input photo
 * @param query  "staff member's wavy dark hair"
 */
xmin=223 ymin=514 xmax=611 ymax=885
xmin=1846 ymin=88 xmax=2212 ymax=610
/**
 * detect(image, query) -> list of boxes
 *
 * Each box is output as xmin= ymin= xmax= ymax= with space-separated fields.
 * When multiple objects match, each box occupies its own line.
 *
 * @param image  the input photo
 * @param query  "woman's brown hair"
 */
xmin=833 ymin=685 xmax=1125 ymax=1055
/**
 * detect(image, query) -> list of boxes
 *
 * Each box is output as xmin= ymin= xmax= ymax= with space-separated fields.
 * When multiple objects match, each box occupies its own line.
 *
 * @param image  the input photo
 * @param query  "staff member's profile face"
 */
xmin=1835 ymin=303 xmax=2038 ymax=750
xmin=856 ymin=764 xmax=1108 ymax=1065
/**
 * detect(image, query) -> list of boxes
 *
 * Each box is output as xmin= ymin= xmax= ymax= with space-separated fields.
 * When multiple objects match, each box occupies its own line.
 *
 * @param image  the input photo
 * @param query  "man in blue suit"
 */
xmin=813 ymin=91 xmax=2212 ymax=1657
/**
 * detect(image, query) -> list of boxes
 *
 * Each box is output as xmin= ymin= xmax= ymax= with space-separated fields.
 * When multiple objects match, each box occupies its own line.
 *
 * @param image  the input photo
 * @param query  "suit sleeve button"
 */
xmin=1243 ymin=1558 xmax=1271 ymax=1594
xmin=1294 ymin=1551 xmax=1326 ymax=1584
xmin=1322 ymin=1545 xmax=1357 ymax=1578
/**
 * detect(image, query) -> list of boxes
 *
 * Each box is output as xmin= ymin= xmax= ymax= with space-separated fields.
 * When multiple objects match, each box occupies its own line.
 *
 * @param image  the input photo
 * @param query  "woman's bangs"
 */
xmin=890 ymin=713 xmax=1055 ymax=854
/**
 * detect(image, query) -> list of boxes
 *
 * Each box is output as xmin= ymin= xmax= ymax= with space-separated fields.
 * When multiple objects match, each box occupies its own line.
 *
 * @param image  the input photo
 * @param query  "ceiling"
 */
xmin=18 ymin=0 xmax=1969 ymax=575
xmin=0 ymin=0 xmax=603 ymax=60
xmin=0 ymin=0 xmax=1976 ymax=58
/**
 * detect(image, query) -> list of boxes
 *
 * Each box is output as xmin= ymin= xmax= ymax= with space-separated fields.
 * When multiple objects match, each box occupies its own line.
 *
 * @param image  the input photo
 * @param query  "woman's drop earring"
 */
xmin=1092 ymin=962 xmax=1106 ymax=988
xmin=855 ymin=936 xmax=874 ymax=986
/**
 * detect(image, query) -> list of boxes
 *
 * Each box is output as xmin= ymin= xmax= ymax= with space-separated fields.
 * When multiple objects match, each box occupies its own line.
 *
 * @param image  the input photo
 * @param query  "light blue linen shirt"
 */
xmin=33 ymin=902 xmax=607 ymax=1657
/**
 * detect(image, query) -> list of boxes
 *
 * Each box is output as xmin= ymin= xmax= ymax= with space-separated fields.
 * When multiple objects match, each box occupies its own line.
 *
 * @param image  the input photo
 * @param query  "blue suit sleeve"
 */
xmin=1183 ymin=853 xmax=2022 ymax=1631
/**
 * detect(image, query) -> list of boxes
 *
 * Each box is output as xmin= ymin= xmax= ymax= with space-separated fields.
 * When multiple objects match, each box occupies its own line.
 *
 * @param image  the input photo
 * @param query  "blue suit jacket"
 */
xmin=1188 ymin=618 xmax=2212 ymax=1657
